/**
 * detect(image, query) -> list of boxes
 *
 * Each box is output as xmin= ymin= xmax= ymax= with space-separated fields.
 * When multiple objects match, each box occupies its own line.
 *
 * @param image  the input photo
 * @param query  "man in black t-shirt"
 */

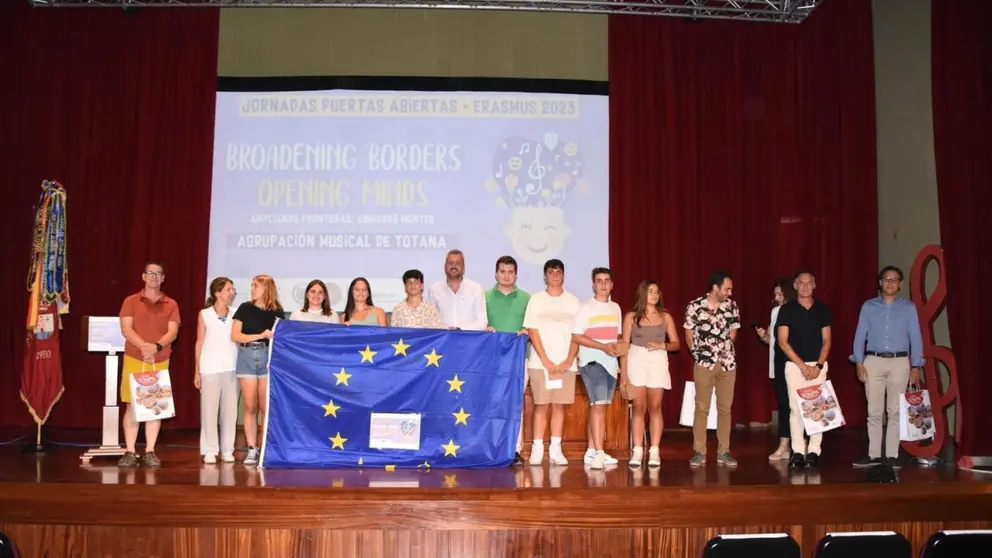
xmin=776 ymin=269 xmax=832 ymax=469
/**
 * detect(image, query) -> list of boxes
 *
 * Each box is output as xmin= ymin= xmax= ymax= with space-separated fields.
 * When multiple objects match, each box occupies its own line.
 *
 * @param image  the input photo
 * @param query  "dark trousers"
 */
xmin=772 ymin=358 xmax=791 ymax=439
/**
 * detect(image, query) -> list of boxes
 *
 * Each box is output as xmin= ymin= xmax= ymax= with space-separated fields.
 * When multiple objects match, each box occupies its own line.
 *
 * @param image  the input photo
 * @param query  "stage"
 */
xmin=0 ymin=428 xmax=989 ymax=558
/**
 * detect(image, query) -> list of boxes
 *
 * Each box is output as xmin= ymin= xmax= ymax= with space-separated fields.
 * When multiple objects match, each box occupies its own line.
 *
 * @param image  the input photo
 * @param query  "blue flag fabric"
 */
xmin=259 ymin=320 xmax=528 ymax=469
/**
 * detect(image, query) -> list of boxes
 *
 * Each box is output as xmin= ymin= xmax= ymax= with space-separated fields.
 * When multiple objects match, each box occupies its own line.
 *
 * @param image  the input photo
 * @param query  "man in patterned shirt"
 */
xmin=390 ymin=269 xmax=444 ymax=329
xmin=683 ymin=270 xmax=741 ymax=468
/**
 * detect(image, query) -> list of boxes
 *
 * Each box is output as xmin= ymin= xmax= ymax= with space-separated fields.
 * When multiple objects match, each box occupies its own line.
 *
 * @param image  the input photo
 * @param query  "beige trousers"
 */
xmin=784 ymin=361 xmax=828 ymax=455
xmin=864 ymin=355 xmax=911 ymax=459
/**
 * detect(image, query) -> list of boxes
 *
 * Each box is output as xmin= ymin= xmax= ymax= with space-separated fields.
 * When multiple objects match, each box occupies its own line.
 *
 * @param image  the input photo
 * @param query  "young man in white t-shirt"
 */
xmin=523 ymin=259 xmax=580 ymax=466
xmin=571 ymin=267 xmax=623 ymax=470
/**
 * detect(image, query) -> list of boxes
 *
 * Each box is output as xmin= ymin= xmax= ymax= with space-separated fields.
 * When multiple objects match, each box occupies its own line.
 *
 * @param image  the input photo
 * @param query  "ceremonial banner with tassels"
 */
xmin=21 ymin=180 xmax=68 ymax=426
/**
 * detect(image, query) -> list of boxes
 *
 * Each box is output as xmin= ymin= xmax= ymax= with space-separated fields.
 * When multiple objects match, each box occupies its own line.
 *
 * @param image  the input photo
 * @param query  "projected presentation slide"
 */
xmin=208 ymin=88 xmax=609 ymax=312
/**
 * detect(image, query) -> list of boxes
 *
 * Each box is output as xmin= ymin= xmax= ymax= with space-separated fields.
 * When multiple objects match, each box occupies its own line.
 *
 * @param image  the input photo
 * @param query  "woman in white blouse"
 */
xmin=290 ymin=280 xmax=340 ymax=324
xmin=756 ymin=278 xmax=795 ymax=460
xmin=194 ymin=277 xmax=239 ymax=464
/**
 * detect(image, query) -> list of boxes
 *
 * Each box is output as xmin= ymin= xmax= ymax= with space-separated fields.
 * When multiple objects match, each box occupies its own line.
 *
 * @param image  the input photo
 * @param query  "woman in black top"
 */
xmin=231 ymin=274 xmax=283 ymax=465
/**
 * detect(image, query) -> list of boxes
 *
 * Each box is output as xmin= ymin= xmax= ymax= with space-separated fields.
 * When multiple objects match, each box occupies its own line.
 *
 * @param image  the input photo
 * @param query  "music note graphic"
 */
xmin=518 ymin=143 xmax=530 ymax=156
xmin=905 ymin=245 xmax=961 ymax=460
xmin=495 ymin=164 xmax=503 ymax=178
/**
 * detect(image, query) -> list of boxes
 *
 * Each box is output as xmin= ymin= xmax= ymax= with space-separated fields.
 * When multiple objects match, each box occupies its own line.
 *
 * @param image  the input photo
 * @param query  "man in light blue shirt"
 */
xmin=852 ymin=265 xmax=924 ymax=468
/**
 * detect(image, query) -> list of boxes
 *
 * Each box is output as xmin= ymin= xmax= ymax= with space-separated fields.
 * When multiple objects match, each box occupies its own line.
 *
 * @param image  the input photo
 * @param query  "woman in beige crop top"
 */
xmin=620 ymin=280 xmax=681 ymax=467
xmin=342 ymin=277 xmax=387 ymax=326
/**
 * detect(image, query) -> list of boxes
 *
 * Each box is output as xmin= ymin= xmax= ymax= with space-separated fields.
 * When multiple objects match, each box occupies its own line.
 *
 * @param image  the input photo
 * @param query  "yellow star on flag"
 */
xmin=322 ymin=399 xmax=341 ymax=417
xmin=424 ymin=348 xmax=443 ymax=367
xmin=359 ymin=345 xmax=377 ymax=364
xmin=417 ymin=461 xmax=431 ymax=469
xmin=442 ymin=439 xmax=460 ymax=457
xmin=385 ymin=465 xmax=396 ymax=472
xmin=392 ymin=338 xmax=410 ymax=357
xmin=333 ymin=368 xmax=352 ymax=386
xmin=446 ymin=374 xmax=465 ymax=393
xmin=329 ymin=432 xmax=347 ymax=450
xmin=453 ymin=407 xmax=471 ymax=426
xmin=358 ymin=457 xmax=364 ymax=466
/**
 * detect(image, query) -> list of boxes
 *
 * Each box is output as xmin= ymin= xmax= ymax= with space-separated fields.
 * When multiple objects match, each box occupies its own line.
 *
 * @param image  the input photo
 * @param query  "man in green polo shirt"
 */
xmin=485 ymin=255 xmax=530 ymax=465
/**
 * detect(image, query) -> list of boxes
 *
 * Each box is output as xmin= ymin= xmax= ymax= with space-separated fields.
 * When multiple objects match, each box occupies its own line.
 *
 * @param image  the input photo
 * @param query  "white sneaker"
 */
xmin=203 ymin=454 xmax=217 ymax=464
xmin=221 ymin=453 xmax=235 ymax=463
xmin=529 ymin=444 xmax=545 ymax=466
xmin=630 ymin=446 xmax=643 ymax=467
xmin=549 ymin=445 xmax=569 ymax=466
xmin=648 ymin=446 xmax=661 ymax=467
xmin=590 ymin=451 xmax=606 ymax=470
xmin=585 ymin=449 xmax=618 ymax=465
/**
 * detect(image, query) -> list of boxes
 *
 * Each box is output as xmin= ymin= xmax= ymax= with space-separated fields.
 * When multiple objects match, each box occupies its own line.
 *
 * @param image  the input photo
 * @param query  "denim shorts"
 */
xmin=580 ymin=362 xmax=616 ymax=405
xmin=235 ymin=343 xmax=269 ymax=379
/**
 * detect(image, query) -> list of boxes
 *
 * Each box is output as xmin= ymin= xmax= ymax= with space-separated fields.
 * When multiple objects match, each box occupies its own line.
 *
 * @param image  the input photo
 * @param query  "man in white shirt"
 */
xmin=426 ymin=249 xmax=488 ymax=331
xmin=572 ymin=267 xmax=622 ymax=470
xmin=524 ymin=259 xmax=580 ymax=466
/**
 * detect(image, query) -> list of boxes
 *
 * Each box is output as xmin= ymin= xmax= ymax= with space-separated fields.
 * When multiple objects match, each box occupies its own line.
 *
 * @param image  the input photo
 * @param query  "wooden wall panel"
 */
xmin=521 ymin=381 xmax=631 ymax=458
xmin=5 ymin=523 xmax=992 ymax=558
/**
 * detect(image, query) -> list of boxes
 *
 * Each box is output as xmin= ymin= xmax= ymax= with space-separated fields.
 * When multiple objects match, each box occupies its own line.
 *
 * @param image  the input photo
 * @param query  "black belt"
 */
xmin=866 ymin=351 xmax=908 ymax=358
xmin=238 ymin=341 xmax=268 ymax=348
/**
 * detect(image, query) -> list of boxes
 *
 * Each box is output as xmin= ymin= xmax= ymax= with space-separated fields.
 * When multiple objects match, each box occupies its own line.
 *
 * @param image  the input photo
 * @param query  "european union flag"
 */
xmin=259 ymin=320 xmax=528 ymax=469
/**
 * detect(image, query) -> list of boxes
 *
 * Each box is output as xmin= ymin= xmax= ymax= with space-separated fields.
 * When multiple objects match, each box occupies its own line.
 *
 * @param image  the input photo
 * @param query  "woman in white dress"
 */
xmin=620 ymin=280 xmax=681 ymax=467
xmin=289 ymin=279 xmax=340 ymax=324
xmin=756 ymin=278 xmax=795 ymax=460
xmin=194 ymin=277 xmax=239 ymax=464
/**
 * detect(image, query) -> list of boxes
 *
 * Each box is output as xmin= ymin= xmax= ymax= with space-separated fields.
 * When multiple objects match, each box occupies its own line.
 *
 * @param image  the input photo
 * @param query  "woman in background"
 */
xmin=290 ymin=279 xmax=339 ymax=324
xmin=194 ymin=277 xmax=239 ymax=464
xmin=231 ymin=274 xmax=283 ymax=466
xmin=620 ymin=280 xmax=680 ymax=468
xmin=342 ymin=277 xmax=387 ymax=326
xmin=756 ymin=277 xmax=796 ymax=461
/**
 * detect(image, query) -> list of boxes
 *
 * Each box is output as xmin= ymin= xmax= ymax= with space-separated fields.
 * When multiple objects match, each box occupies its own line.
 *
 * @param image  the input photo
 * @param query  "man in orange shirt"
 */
xmin=117 ymin=261 xmax=181 ymax=467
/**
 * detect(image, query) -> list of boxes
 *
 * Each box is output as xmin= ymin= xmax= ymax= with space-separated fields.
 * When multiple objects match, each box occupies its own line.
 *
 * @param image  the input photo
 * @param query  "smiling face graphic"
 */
xmin=504 ymin=206 xmax=572 ymax=264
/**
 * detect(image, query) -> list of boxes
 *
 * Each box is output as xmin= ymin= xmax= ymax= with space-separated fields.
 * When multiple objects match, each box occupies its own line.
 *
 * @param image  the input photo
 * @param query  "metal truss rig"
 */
xmin=29 ymin=0 xmax=826 ymax=23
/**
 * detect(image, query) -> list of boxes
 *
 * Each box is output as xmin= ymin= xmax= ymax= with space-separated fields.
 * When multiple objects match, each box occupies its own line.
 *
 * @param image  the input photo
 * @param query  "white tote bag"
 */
xmin=795 ymin=380 xmax=845 ymax=436
xmin=129 ymin=368 xmax=176 ymax=423
xmin=679 ymin=381 xmax=717 ymax=430
xmin=899 ymin=389 xmax=935 ymax=442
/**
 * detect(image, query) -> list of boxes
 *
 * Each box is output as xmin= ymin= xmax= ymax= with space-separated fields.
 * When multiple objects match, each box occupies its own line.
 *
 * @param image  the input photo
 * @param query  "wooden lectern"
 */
xmin=79 ymin=316 xmax=127 ymax=463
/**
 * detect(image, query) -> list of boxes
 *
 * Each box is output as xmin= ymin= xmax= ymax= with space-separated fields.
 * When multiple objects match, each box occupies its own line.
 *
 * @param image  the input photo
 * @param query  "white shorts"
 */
xmin=626 ymin=344 xmax=671 ymax=390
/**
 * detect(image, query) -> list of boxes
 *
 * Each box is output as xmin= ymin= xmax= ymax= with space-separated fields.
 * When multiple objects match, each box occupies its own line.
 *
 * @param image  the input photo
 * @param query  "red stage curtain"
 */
xmin=609 ymin=0 xmax=879 ymax=429
xmin=0 ymin=3 xmax=219 ymax=430
xmin=931 ymin=0 xmax=992 ymax=458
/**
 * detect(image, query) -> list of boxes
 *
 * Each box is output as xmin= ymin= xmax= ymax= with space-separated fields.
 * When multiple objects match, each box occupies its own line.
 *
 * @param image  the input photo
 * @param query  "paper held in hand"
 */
xmin=129 ymin=369 xmax=176 ymax=423
xmin=899 ymin=389 xmax=935 ymax=442
xmin=796 ymin=380 xmax=844 ymax=436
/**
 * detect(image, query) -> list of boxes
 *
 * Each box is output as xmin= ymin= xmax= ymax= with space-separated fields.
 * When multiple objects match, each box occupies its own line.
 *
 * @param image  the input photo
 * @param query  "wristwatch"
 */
xmin=815 ymin=363 xmax=824 ymax=370
xmin=155 ymin=343 xmax=163 ymax=353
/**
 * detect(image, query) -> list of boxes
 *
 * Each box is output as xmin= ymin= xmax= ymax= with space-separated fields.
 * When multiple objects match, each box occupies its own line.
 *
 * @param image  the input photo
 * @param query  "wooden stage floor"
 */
xmin=1 ymin=427 xmax=990 ymax=557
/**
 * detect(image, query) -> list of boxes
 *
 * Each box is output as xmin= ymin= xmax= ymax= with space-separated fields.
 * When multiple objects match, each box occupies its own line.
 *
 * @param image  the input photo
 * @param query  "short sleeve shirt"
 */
xmin=683 ymin=295 xmax=741 ymax=370
xmin=119 ymin=292 xmax=181 ymax=363
xmin=233 ymin=302 xmax=283 ymax=336
xmin=572 ymin=298 xmax=623 ymax=375
xmin=390 ymin=300 xmax=444 ymax=329
xmin=523 ymin=290 xmax=581 ymax=371
xmin=776 ymin=299 xmax=832 ymax=362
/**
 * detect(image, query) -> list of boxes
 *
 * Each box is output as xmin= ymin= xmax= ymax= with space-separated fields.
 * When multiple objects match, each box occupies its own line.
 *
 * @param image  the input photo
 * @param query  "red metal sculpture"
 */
xmin=904 ymin=245 xmax=960 ymax=459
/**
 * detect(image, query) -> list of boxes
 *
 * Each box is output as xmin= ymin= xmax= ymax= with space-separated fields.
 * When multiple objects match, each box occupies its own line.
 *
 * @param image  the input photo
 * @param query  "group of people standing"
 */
xmin=115 ymin=253 xmax=924 ymax=473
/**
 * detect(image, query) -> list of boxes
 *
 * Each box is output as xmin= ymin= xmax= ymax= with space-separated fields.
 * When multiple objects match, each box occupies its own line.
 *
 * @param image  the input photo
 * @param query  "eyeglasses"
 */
xmin=144 ymin=271 xmax=164 ymax=277
xmin=881 ymin=277 xmax=901 ymax=283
